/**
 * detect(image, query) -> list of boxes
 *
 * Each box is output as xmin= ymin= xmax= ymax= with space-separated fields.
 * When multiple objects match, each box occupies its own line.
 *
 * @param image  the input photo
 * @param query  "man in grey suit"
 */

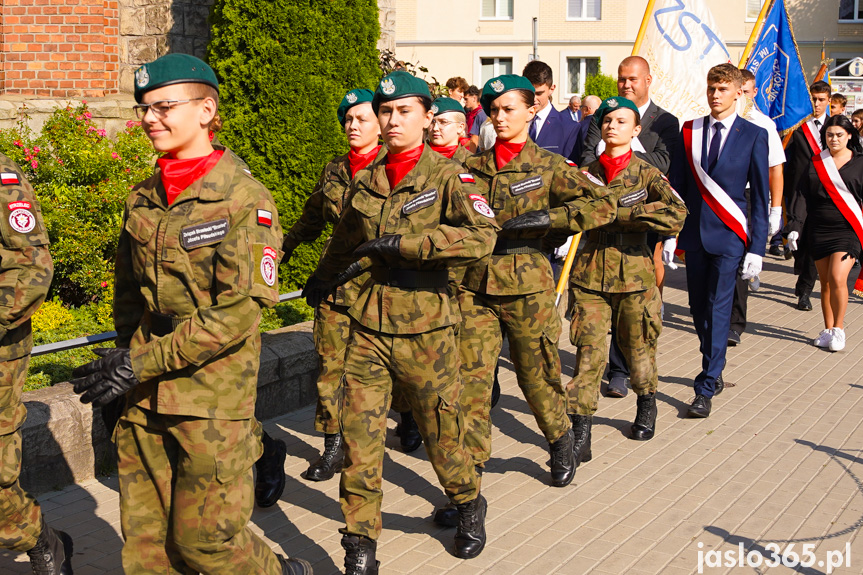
xmin=576 ymin=55 xmax=681 ymax=399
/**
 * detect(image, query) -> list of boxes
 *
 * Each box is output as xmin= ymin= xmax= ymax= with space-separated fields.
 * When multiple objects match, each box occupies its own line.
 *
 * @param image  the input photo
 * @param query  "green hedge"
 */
xmin=583 ymin=59 xmax=618 ymax=101
xmin=208 ymin=0 xmax=382 ymax=290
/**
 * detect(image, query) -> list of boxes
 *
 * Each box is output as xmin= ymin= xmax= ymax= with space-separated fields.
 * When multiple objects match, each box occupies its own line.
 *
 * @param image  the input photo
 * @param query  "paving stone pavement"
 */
xmin=2 ymin=254 xmax=863 ymax=574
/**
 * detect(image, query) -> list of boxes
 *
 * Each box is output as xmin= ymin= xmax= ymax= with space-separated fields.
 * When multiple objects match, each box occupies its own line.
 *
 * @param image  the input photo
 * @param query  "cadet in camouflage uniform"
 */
xmin=568 ymin=97 xmax=687 ymax=461
xmin=0 ymin=154 xmax=73 ymax=574
xmin=282 ymin=89 xmax=385 ymax=480
xmin=428 ymin=97 xmax=473 ymax=164
xmin=303 ymin=71 xmax=498 ymax=574
xmin=70 ymin=55 xmax=311 ymax=575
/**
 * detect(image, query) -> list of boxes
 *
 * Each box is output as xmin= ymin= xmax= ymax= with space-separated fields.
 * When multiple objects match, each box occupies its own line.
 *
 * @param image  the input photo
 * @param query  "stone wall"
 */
xmin=377 ymin=0 xmax=396 ymax=53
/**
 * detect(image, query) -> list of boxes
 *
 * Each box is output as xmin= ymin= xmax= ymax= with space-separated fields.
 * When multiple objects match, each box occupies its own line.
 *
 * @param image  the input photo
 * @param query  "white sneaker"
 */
xmin=813 ymin=329 xmax=833 ymax=348
xmin=828 ymin=328 xmax=846 ymax=352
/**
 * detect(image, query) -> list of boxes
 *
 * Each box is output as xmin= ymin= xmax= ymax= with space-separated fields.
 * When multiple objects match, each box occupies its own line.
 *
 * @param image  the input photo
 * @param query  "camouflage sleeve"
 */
xmin=314 ymin=182 xmax=369 ymax=283
xmin=398 ymin=171 xmax=499 ymax=267
xmin=616 ymin=170 xmax=688 ymax=235
xmin=0 ymin=160 xmax=53 ymax=342
xmin=547 ymin=165 xmax=618 ymax=234
xmin=282 ymin=164 xmax=331 ymax=253
xmin=129 ymin=197 xmax=284 ymax=383
xmin=113 ymin=206 xmax=146 ymax=349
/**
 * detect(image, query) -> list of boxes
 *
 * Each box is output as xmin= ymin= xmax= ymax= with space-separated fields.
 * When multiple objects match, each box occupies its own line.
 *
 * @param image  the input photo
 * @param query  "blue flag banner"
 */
xmin=745 ymin=0 xmax=813 ymax=133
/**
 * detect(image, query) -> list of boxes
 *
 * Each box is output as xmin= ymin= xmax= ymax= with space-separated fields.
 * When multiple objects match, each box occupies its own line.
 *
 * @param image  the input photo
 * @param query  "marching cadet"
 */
xmin=70 ymin=54 xmax=311 ymax=574
xmin=303 ymin=70 xmax=498 ymax=574
xmin=282 ymin=89 xmax=384 ymax=481
xmin=0 ymin=153 xmax=73 ymax=574
xmin=567 ymin=97 xmax=686 ymax=460
xmin=428 ymin=97 xmax=472 ymax=164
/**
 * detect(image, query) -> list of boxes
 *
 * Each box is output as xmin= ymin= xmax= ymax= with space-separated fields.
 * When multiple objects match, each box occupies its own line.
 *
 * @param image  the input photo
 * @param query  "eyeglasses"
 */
xmin=430 ymin=118 xmax=459 ymax=128
xmin=133 ymin=98 xmax=205 ymax=119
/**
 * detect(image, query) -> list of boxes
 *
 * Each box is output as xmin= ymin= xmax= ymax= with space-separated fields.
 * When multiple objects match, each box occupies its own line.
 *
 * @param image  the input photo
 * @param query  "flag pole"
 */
xmin=782 ymin=53 xmax=829 ymax=149
xmin=632 ymin=0 xmax=657 ymax=56
xmin=739 ymin=0 xmax=775 ymax=67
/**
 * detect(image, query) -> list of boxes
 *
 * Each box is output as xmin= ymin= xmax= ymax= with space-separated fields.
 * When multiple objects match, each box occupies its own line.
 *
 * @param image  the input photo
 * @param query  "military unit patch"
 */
xmin=458 ymin=173 xmax=475 ymax=184
xmin=473 ymin=200 xmax=495 ymax=218
xmin=257 ymin=209 xmax=272 ymax=227
xmin=1 ymin=172 xmax=20 ymax=185
xmin=8 ymin=202 xmax=35 ymax=233
xmin=619 ymin=188 xmax=648 ymax=207
xmin=261 ymin=246 xmax=277 ymax=286
xmin=180 ymin=219 xmax=229 ymax=249
xmin=509 ymin=175 xmax=543 ymax=195
xmin=582 ymin=170 xmax=605 ymax=187
xmin=402 ymin=189 xmax=439 ymax=214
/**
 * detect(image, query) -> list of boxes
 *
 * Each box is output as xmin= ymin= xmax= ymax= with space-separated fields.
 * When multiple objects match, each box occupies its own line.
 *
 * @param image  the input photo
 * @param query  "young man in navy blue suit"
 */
xmin=670 ymin=64 xmax=769 ymax=418
xmin=522 ymin=60 xmax=579 ymax=159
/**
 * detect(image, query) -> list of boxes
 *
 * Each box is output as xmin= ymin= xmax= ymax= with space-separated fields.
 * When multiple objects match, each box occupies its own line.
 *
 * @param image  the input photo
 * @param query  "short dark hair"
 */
xmin=522 ymin=60 xmax=553 ymax=87
xmin=821 ymin=114 xmax=862 ymax=153
xmin=810 ymin=81 xmax=831 ymax=95
xmin=445 ymin=76 xmax=469 ymax=92
xmin=739 ymin=68 xmax=756 ymax=83
xmin=707 ymin=63 xmax=743 ymax=87
xmin=831 ymin=93 xmax=848 ymax=107
xmin=466 ymin=85 xmax=481 ymax=97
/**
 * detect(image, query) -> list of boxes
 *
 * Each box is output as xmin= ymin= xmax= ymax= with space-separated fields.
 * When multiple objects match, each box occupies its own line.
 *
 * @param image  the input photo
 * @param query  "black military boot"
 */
xmin=453 ymin=494 xmax=487 ymax=559
xmin=342 ymin=534 xmax=379 ymax=575
xmin=570 ymin=414 xmax=593 ymax=467
xmin=548 ymin=428 xmax=576 ymax=487
xmin=490 ymin=364 xmax=501 ymax=408
xmin=395 ymin=411 xmax=422 ymax=453
xmin=434 ymin=466 xmax=481 ymax=527
xmin=304 ymin=432 xmax=344 ymax=482
xmin=278 ymin=554 xmax=313 ymax=575
xmin=255 ymin=431 xmax=287 ymax=507
xmin=27 ymin=520 xmax=73 ymax=575
xmin=631 ymin=393 xmax=657 ymax=441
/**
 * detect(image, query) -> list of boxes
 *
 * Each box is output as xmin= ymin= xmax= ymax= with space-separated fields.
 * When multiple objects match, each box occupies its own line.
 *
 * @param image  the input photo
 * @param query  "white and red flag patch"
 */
xmin=1 ymin=172 xmax=20 ymax=185
xmin=458 ymin=173 xmax=475 ymax=184
xmin=257 ymin=209 xmax=272 ymax=227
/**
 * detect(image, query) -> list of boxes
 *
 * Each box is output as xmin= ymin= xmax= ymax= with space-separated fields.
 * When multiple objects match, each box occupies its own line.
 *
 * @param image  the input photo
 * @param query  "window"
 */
xmin=567 ymin=57 xmax=600 ymax=96
xmin=567 ymin=0 xmax=601 ymax=20
xmin=840 ymin=0 xmax=863 ymax=20
xmin=746 ymin=0 xmax=765 ymax=22
xmin=480 ymin=58 xmax=513 ymax=84
xmin=481 ymin=0 xmax=513 ymax=20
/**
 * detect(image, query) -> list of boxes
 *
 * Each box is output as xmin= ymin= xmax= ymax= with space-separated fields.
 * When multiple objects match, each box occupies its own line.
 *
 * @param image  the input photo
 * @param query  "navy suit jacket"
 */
xmin=561 ymin=108 xmax=582 ymax=125
xmin=672 ymin=115 xmax=770 ymax=258
xmin=532 ymin=107 xmax=578 ymax=159
xmin=568 ymin=116 xmax=591 ymax=164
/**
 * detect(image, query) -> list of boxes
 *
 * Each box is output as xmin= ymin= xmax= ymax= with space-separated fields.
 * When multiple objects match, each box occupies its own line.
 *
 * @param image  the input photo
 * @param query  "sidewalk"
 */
xmin=2 ymin=254 xmax=862 ymax=574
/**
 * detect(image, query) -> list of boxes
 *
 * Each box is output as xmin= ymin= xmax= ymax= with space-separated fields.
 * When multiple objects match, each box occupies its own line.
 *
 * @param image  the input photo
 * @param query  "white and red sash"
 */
xmin=802 ymin=119 xmax=823 ymax=155
xmin=812 ymin=149 xmax=863 ymax=293
xmin=682 ymin=117 xmax=749 ymax=245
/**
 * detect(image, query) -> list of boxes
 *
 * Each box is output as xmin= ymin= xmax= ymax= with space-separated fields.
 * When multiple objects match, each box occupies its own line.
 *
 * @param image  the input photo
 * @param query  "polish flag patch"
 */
xmin=565 ymin=159 xmax=577 ymax=167
xmin=1 ymin=172 xmax=20 ymax=185
xmin=257 ymin=209 xmax=272 ymax=227
xmin=458 ymin=173 xmax=475 ymax=184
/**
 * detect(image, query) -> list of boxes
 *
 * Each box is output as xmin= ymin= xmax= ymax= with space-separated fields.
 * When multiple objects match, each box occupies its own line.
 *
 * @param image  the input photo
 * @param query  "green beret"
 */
xmin=431 ymin=97 xmax=465 ymax=116
xmin=594 ymin=96 xmax=640 ymax=126
xmin=372 ymin=71 xmax=431 ymax=114
xmin=134 ymin=54 xmax=219 ymax=103
xmin=337 ymin=89 xmax=374 ymax=126
xmin=480 ymin=75 xmax=535 ymax=116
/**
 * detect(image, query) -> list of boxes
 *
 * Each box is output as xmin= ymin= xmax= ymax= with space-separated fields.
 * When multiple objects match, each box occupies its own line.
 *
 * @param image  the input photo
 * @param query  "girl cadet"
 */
xmin=428 ymin=96 xmax=472 ymax=164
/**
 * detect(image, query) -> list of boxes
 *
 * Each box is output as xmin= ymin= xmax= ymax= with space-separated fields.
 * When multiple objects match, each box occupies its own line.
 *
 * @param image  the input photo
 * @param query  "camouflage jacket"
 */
xmin=114 ymin=146 xmax=284 ymax=419
xmin=0 ymin=153 xmax=53 ymax=363
xmin=315 ymin=145 xmax=498 ymax=335
xmin=451 ymin=145 xmax=473 ymax=165
xmin=461 ymin=139 xmax=610 ymax=296
xmin=572 ymin=155 xmax=687 ymax=293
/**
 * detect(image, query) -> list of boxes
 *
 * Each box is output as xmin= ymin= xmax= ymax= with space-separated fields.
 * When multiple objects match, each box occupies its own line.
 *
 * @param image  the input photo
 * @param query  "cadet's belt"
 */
xmin=144 ymin=310 xmax=190 ymax=337
xmin=587 ymin=231 xmax=648 ymax=246
xmin=493 ymin=238 xmax=543 ymax=255
xmin=370 ymin=268 xmax=448 ymax=289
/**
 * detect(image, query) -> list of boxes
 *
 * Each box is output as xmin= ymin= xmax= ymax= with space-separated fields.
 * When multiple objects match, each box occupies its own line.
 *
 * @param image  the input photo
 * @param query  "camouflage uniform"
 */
xmin=0 ymin=153 xmax=52 ymax=552
xmin=459 ymin=139 xmax=610 ymax=466
xmin=113 ymin=146 xmax=285 ymax=574
xmin=314 ymin=146 xmax=498 ymax=540
xmin=568 ymin=156 xmax=687 ymax=416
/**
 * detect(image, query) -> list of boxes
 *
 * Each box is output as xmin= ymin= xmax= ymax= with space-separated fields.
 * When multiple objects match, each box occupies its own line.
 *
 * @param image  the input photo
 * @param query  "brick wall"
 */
xmin=0 ymin=0 xmax=120 ymax=97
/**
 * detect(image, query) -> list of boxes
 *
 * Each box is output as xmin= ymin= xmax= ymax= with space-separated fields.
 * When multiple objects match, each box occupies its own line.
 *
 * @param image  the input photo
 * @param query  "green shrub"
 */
xmin=208 ymin=0 xmax=382 ymax=289
xmin=583 ymin=60 xmax=617 ymax=101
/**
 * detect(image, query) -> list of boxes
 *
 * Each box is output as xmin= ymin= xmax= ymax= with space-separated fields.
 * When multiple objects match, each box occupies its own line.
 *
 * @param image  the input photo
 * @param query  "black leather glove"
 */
xmin=280 ymin=246 xmax=294 ymax=264
xmin=335 ymin=260 xmax=366 ymax=287
xmin=500 ymin=210 xmax=551 ymax=234
xmin=302 ymin=273 xmax=333 ymax=308
xmin=71 ymin=348 xmax=140 ymax=407
xmin=354 ymin=234 xmax=402 ymax=259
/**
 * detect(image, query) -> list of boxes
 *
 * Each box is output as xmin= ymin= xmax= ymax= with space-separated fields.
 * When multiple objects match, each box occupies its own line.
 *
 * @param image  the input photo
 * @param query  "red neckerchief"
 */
xmin=598 ymin=150 xmax=632 ymax=184
xmin=157 ymin=149 xmax=224 ymax=205
xmin=385 ymin=144 xmax=424 ymax=189
xmin=459 ymin=137 xmax=472 ymax=148
xmin=348 ymin=145 xmax=381 ymax=178
xmin=430 ymin=144 xmax=459 ymax=159
xmin=494 ymin=140 xmax=526 ymax=170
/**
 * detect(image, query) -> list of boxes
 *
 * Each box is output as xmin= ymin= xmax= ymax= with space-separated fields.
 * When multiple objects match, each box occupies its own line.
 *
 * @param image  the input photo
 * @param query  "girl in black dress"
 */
xmin=804 ymin=115 xmax=863 ymax=351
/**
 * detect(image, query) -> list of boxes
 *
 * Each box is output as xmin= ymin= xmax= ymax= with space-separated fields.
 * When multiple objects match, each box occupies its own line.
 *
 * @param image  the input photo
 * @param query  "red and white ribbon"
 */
xmin=682 ymin=118 xmax=749 ymax=245
xmin=802 ymin=120 xmax=823 ymax=155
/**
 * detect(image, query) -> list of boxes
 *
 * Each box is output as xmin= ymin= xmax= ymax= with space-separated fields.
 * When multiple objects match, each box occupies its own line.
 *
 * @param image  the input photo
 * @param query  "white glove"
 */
xmin=740 ymin=253 xmax=763 ymax=280
xmin=768 ymin=206 xmax=782 ymax=236
xmin=786 ymin=230 xmax=799 ymax=252
xmin=662 ymin=237 xmax=678 ymax=270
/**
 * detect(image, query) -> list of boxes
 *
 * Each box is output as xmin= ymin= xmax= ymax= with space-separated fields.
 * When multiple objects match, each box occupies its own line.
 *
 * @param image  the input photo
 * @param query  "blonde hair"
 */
xmin=185 ymin=83 xmax=222 ymax=132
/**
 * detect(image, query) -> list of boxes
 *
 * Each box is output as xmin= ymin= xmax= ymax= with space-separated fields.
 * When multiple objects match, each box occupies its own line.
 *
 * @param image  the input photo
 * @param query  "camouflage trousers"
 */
xmin=340 ymin=322 xmax=479 ymax=540
xmin=567 ymin=285 xmax=662 ymax=416
xmin=313 ymin=298 xmax=352 ymax=434
xmin=457 ymin=287 xmax=570 ymax=467
xmin=0 ymin=356 xmax=41 ymax=552
xmin=116 ymin=405 xmax=281 ymax=575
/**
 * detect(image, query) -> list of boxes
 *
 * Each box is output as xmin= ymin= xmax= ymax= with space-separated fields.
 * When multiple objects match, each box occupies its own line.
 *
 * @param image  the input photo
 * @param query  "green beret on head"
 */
xmin=134 ymin=53 xmax=219 ymax=103
xmin=594 ymin=96 xmax=640 ymax=127
xmin=480 ymin=74 xmax=535 ymax=116
xmin=372 ymin=71 xmax=431 ymax=114
xmin=337 ymin=89 xmax=374 ymax=126
xmin=431 ymin=97 xmax=465 ymax=116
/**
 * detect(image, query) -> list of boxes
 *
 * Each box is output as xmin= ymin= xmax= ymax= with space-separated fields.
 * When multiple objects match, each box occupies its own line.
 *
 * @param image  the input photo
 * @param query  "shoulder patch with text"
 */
xmin=181 ymin=219 xmax=229 ymax=249
xmin=260 ymin=246 xmax=277 ymax=286
xmin=509 ymin=175 xmax=544 ymax=195
xmin=8 ymin=201 xmax=35 ymax=233
xmin=619 ymin=188 xmax=648 ymax=207
xmin=403 ymin=189 xmax=439 ymax=214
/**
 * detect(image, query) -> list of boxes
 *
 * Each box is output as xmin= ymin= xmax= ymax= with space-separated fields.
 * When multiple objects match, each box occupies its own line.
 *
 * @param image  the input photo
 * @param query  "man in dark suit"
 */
xmin=569 ymin=95 xmax=601 ymax=172
xmin=578 ymin=56 xmax=681 ymax=399
xmin=671 ymin=64 xmax=769 ymax=418
xmin=783 ymin=81 xmax=831 ymax=311
xmin=563 ymin=95 xmax=582 ymax=125
xmin=522 ymin=60 xmax=579 ymax=159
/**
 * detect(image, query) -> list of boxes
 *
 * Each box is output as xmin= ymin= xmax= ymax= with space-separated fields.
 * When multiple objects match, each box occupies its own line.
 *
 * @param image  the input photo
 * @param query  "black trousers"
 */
xmin=729 ymin=275 xmax=748 ymax=333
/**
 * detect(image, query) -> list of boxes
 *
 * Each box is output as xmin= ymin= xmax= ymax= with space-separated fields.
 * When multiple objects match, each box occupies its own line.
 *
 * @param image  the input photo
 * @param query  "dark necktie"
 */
xmin=814 ymin=119 xmax=821 ymax=128
xmin=528 ymin=117 xmax=538 ymax=141
xmin=706 ymin=123 xmax=723 ymax=174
